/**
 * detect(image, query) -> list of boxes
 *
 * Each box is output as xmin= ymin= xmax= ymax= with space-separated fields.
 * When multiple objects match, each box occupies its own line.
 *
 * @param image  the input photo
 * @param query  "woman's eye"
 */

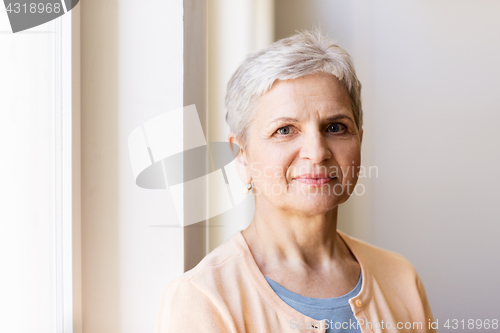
xmin=327 ymin=123 xmax=344 ymax=133
xmin=276 ymin=126 xmax=293 ymax=135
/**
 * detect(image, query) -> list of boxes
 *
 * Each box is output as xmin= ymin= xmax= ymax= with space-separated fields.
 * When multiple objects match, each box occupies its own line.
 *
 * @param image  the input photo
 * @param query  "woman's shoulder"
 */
xmin=161 ymin=231 xmax=252 ymax=299
xmin=338 ymin=230 xmax=419 ymax=277
xmin=184 ymin=234 xmax=242 ymax=279
xmin=155 ymin=232 xmax=254 ymax=332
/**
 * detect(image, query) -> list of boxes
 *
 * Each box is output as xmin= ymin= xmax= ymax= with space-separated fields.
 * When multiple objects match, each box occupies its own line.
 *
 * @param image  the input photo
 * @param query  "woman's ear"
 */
xmin=360 ymin=128 xmax=364 ymax=146
xmin=228 ymin=132 xmax=251 ymax=183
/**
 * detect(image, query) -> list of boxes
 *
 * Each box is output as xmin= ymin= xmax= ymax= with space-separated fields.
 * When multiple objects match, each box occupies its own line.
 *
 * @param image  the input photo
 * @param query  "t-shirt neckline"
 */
xmin=263 ymin=269 xmax=363 ymax=310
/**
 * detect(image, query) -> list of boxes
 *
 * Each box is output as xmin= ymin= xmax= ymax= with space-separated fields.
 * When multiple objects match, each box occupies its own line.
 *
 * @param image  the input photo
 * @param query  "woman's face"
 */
xmin=234 ymin=73 xmax=363 ymax=216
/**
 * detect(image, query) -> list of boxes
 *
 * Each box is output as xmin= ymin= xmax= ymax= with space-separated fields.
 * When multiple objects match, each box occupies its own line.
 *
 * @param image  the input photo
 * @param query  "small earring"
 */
xmin=243 ymin=181 xmax=253 ymax=194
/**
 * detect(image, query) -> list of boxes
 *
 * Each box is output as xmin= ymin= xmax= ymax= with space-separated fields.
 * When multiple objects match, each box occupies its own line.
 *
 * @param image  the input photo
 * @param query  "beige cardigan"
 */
xmin=155 ymin=230 xmax=436 ymax=333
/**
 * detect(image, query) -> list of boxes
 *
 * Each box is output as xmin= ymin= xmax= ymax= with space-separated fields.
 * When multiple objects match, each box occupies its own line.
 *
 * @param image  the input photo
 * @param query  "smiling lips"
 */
xmin=294 ymin=174 xmax=336 ymax=186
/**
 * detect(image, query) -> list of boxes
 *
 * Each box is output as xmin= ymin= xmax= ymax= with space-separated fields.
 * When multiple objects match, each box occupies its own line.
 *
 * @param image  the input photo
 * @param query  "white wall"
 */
xmin=0 ymin=14 xmax=58 ymax=333
xmin=81 ymin=1 xmax=185 ymax=332
xmin=276 ymin=0 xmax=500 ymax=325
xmin=1 ymin=7 xmax=81 ymax=333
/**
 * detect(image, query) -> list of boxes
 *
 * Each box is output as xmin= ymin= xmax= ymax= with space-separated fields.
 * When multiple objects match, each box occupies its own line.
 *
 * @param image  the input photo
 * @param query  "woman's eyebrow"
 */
xmin=325 ymin=114 xmax=355 ymax=123
xmin=270 ymin=114 xmax=354 ymax=124
xmin=270 ymin=117 xmax=299 ymax=124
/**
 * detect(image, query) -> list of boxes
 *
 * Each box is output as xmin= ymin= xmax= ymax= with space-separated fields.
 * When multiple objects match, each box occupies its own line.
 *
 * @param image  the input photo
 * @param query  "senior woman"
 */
xmin=155 ymin=30 xmax=435 ymax=333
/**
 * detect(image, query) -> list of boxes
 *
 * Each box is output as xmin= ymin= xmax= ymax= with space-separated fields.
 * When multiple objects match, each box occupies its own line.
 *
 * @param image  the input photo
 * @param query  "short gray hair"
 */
xmin=225 ymin=29 xmax=363 ymax=148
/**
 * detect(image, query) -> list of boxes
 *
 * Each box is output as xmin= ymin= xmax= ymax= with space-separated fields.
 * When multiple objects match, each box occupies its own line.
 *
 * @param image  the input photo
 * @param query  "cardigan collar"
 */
xmin=231 ymin=229 xmax=373 ymax=333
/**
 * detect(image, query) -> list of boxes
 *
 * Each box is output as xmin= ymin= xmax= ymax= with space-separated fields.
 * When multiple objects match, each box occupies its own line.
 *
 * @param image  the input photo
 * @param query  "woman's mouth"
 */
xmin=294 ymin=176 xmax=336 ymax=186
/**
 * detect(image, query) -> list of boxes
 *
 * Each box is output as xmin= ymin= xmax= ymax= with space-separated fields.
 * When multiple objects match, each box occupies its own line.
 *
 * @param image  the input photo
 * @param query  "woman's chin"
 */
xmin=286 ymin=196 xmax=340 ymax=215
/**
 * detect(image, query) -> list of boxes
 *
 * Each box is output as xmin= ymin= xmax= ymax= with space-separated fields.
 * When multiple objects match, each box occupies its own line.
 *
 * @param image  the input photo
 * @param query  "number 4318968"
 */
xmin=6 ymin=3 xmax=62 ymax=14
xmin=444 ymin=319 xmax=498 ymax=330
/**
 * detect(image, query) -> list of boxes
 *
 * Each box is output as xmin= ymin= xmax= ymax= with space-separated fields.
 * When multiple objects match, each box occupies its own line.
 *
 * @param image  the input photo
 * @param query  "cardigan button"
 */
xmin=355 ymin=299 xmax=363 ymax=308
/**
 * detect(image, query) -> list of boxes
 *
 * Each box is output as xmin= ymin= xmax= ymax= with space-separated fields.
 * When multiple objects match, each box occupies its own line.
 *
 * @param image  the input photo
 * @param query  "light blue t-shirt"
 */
xmin=264 ymin=272 xmax=362 ymax=333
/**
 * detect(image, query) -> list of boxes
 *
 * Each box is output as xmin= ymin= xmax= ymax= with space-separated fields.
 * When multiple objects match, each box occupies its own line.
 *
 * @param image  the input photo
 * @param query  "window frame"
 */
xmin=54 ymin=7 xmax=81 ymax=333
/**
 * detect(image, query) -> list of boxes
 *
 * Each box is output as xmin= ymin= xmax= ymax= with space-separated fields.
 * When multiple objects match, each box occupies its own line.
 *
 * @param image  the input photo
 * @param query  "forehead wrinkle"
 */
xmin=268 ymin=101 xmax=353 ymax=126
xmin=256 ymin=75 xmax=353 ymax=125
xmin=261 ymin=98 xmax=301 ymax=120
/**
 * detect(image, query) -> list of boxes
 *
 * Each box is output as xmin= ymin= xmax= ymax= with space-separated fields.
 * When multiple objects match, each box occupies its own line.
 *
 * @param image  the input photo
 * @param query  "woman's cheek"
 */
xmin=249 ymin=161 xmax=262 ymax=178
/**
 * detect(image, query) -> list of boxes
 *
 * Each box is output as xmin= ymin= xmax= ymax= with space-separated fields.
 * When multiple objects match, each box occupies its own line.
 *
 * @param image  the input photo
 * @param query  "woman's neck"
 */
xmin=242 ymin=199 xmax=344 ymax=273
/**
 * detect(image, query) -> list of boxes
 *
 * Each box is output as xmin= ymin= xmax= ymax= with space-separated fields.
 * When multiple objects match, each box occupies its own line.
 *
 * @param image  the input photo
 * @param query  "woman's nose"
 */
xmin=299 ymin=131 xmax=332 ymax=164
